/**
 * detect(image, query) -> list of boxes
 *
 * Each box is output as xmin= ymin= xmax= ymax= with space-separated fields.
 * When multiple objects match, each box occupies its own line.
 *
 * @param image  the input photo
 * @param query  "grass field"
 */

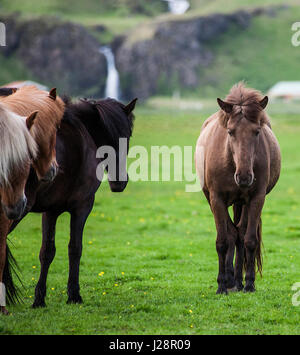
xmin=0 ymin=102 xmax=299 ymax=335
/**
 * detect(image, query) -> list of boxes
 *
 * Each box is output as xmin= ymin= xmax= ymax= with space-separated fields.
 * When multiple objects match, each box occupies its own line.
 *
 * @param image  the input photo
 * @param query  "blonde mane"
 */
xmin=0 ymin=103 xmax=37 ymax=186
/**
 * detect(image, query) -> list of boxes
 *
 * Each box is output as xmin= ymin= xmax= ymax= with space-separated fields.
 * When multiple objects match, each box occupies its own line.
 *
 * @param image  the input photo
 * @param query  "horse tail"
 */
xmin=3 ymin=242 xmax=23 ymax=305
xmin=243 ymin=218 xmax=263 ymax=276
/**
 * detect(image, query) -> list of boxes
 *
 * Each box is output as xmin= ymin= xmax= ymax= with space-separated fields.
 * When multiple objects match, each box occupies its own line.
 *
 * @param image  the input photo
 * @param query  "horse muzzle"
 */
xmin=234 ymin=172 xmax=254 ymax=188
xmin=108 ymin=180 xmax=128 ymax=192
xmin=41 ymin=163 xmax=58 ymax=182
xmin=2 ymin=195 xmax=27 ymax=220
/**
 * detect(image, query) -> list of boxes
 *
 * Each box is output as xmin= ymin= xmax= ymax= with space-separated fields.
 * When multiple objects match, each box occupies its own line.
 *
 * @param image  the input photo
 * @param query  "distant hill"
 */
xmin=0 ymin=0 xmax=300 ymax=99
xmin=114 ymin=4 xmax=300 ymax=99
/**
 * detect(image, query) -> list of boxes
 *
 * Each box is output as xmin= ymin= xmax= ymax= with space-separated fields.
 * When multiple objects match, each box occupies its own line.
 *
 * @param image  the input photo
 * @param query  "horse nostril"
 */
xmin=234 ymin=172 xmax=241 ymax=185
xmin=22 ymin=195 xmax=27 ymax=209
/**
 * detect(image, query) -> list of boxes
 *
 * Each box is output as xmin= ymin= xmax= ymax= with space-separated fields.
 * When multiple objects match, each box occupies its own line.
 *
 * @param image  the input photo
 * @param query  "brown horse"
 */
xmin=0 ymin=103 xmax=39 ymax=314
xmin=0 ymin=86 xmax=65 ymax=181
xmin=0 ymin=87 xmax=64 ymax=314
xmin=195 ymin=83 xmax=281 ymax=294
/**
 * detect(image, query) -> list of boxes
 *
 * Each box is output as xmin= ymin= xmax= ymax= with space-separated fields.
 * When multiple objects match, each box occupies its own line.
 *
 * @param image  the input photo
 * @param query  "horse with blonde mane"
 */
xmin=195 ymin=83 xmax=281 ymax=294
xmin=0 ymin=103 xmax=38 ymax=314
xmin=0 ymin=86 xmax=64 ymax=314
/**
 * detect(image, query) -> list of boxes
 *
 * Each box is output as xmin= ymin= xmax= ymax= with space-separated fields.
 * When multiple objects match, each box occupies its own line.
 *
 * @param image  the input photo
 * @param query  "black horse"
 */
xmin=5 ymin=95 xmax=137 ymax=308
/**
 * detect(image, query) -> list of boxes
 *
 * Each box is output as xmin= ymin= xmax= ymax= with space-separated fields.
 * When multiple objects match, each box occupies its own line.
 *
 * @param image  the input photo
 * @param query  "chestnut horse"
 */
xmin=0 ymin=85 xmax=65 ymax=181
xmin=2 ymin=94 xmax=137 ymax=314
xmin=0 ymin=87 xmax=64 ymax=314
xmin=0 ymin=103 xmax=39 ymax=314
xmin=195 ymin=83 xmax=281 ymax=294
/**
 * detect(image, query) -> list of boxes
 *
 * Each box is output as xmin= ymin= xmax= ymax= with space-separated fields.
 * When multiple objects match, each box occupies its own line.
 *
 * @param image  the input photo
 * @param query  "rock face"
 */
xmin=0 ymin=13 xmax=107 ymax=97
xmin=114 ymin=11 xmax=252 ymax=100
xmin=0 ymin=6 xmax=286 ymax=100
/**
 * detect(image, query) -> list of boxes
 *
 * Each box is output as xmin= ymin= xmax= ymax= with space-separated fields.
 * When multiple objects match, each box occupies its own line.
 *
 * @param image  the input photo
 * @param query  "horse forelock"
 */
xmin=95 ymin=99 xmax=134 ymax=139
xmin=220 ymin=82 xmax=270 ymax=127
xmin=0 ymin=104 xmax=37 ymax=186
xmin=72 ymin=98 xmax=133 ymax=146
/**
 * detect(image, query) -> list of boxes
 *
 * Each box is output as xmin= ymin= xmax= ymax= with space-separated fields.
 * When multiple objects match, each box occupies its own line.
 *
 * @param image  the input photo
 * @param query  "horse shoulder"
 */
xmin=196 ymin=114 xmax=232 ymax=193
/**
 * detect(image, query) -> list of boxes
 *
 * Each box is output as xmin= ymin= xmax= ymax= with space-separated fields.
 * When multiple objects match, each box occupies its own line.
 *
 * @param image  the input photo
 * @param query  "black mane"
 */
xmin=62 ymin=96 xmax=134 ymax=147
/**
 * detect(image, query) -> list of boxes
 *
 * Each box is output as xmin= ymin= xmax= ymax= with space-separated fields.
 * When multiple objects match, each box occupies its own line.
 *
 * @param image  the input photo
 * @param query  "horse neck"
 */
xmin=65 ymin=105 xmax=106 ymax=149
xmin=79 ymin=103 xmax=125 ymax=151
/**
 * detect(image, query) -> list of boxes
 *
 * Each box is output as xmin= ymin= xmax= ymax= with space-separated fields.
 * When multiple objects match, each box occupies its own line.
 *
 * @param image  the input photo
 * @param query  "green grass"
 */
xmin=188 ymin=0 xmax=298 ymax=16
xmin=0 ymin=0 xmax=156 ymax=36
xmin=0 ymin=103 xmax=299 ymax=334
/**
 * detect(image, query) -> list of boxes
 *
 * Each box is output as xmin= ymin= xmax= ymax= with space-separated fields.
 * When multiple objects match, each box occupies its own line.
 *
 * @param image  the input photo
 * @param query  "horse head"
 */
xmin=218 ymin=84 xmax=269 ymax=188
xmin=0 ymin=106 xmax=38 ymax=220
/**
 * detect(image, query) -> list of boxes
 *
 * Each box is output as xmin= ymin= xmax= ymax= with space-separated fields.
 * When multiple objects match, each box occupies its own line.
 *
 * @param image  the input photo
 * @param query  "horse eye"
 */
xmin=228 ymin=129 xmax=234 ymax=136
xmin=255 ymin=130 xmax=260 ymax=136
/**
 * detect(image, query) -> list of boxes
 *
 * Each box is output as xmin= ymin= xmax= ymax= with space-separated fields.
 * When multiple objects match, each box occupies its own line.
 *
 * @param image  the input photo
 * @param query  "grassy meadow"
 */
xmin=0 ymin=101 xmax=299 ymax=335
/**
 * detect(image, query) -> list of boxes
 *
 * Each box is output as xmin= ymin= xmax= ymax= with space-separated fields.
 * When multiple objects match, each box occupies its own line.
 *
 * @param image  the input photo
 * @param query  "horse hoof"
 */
xmin=227 ymin=286 xmax=238 ymax=293
xmin=226 ymin=280 xmax=235 ymax=289
xmin=32 ymin=301 xmax=46 ymax=308
xmin=67 ymin=295 xmax=83 ymax=304
xmin=216 ymin=287 xmax=228 ymax=295
xmin=0 ymin=306 xmax=9 ymax=315
xmin=234 ymin=283 xmax=244 ymax=292
xmin=244 ymin=285 xmax=255 ymax=293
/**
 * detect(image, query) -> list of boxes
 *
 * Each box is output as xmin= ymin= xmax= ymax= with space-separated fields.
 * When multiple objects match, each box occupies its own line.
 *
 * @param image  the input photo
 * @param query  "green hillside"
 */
xmin=190 ymin=4 xmax=300 ymax=97
xmin=0 ymin=0 xmax=300 ymax=98
xmin=188 ymin=0 xmax=298 ymax=16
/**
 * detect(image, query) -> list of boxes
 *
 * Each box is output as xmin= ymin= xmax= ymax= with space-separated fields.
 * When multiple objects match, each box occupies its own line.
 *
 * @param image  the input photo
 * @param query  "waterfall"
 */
xmin=99 ymin=46 xmax=120 ymax=100
xmin=163 ymin=0 xmax=190 ymax=15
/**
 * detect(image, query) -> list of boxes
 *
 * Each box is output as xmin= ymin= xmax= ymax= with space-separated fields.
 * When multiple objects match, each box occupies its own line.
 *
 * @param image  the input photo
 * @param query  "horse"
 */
xmin=0 ymin=85 xmax=65 ymax=182
xmin=195 ymin=83 xmax=281 ymax=294
xmin=2 ymin=94 xmax=137 ymax=313
xmin=0 ymin=103 xmax=39 ymax=314
xmin=0 ymin=86 xmax=65 ymax=315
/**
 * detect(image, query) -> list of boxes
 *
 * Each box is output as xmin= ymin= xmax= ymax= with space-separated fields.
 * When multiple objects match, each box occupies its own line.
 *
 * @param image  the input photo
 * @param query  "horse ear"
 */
xmin=259 ymin=96 xmax=268 ymax=109
xmin=217 ymin=98 xmax=233 ymax=113
xmin=26 ymin=111 xmax=38 ymax=130
xmin=124 ymin=98 xmax=138 ymax=115
xmin=49 ymin=88 xmax=57 ymax=100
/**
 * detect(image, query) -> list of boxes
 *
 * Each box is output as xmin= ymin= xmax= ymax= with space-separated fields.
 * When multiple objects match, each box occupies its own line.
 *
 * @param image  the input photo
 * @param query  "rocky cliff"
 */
xmin=114 ymin=11 xmax=251 ymax=100
xmin=113 ymin=5 xmax=287 ymax=100
xmin=0 ymin=13 xmax=107 ymax=97
xmin=0 ymin=6 xmax=286 ymax=100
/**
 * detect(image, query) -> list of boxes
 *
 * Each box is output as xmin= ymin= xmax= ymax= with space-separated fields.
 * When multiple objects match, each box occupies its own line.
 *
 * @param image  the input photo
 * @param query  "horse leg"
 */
xmin=67 ymin=203 xmax=93 ymax=304
xmin=32 ymin=211 xmax=60 ymax=308
xmin=210 ymin=194 xmax=234 ymax=294
xmin=244 ymin=194 xmax=265 ymax=292
xmin=223 ymin=204 xmax=242 ymax=291
xmin=225 ymin=224 xmax=236 ymax=290
xmin=0 ymin=214 xmax=10 ymax=315
xmin=234 ymin=205 xmax=248 ymax=291
xmin=0 ymin=235 xmax=8 ymax=315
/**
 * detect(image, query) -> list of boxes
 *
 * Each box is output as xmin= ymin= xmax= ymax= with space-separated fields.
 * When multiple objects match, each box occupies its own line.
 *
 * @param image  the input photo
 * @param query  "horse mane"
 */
xmin=0 ymin=103 xmax=37 ymax=186
xmin=0 ymin=85 xmax=65 ymax=143
xmin=0 ymin=88 xmax=17 ymax=96
xmin=219 ymin=82 xmax=271 ymax=128
xmin=62 ymin=96 xmax=135 ymax=145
